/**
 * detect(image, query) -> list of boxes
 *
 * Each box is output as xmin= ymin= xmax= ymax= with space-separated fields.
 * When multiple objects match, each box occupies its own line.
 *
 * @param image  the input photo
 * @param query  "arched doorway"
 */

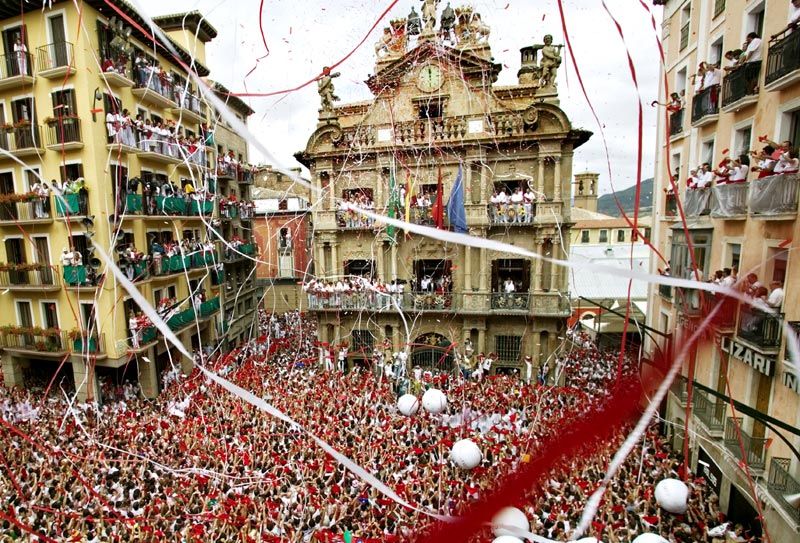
xmin=411 ymin=332 xmax=455 ymax=372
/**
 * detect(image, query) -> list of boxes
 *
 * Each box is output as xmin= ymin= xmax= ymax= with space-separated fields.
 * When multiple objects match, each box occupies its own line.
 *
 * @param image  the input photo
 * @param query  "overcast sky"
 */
xmin=136 ymin=0 xmax=664 ymax=195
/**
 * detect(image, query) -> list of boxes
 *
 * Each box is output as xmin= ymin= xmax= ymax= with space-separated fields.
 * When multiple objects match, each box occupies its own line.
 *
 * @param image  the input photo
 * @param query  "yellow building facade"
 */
xmin=649 ymin=1 xmax=800 ymax=539
xmin=0 ymin=2 xmax=258 ymax=401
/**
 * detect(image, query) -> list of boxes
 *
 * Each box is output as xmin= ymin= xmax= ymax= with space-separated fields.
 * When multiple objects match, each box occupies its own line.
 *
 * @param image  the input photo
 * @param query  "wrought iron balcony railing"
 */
xmin=0 ymin=265 xmax=60 ymax=289
xmin=669 ymin=108 xmax=684 ymax=136
xmin=721 ymin=61 xmax=761 ymax=108
xmin=766 ymin=28 xmax=800 ymax=87
xmin=737 ymin=306 xmax=783 ymax=349
xmin=694 ymin=390 xmax=726 ymax=433
xmin=724 ymin=417 xmax=768 ymax=471
xmin=0 ymin=195 xmax=52 ymax=222
xmin=767 ymin=457 xmax=800 ymax=524
xmin=691 ymin=85 xmax=719 ymax=123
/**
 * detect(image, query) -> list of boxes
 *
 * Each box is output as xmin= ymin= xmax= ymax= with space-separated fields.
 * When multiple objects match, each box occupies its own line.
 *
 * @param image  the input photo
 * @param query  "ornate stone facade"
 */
xmin=297 ymin=7 xmax=590 ymax=374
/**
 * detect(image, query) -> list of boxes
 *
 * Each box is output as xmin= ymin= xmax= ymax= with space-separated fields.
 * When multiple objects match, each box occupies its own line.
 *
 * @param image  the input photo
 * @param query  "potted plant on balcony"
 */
xmin=0 ymin=122 xmax=12 ymax=133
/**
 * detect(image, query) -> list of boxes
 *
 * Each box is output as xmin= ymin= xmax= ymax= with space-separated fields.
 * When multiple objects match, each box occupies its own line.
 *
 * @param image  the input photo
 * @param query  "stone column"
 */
xmin=478 ymin=328 xmax=486 ymax=354
xmin=330 ymin=243 xmax=339 ymax=279
xmin=376 ymin=241 xmax=385 ymax=282
xmin=537 ymin=158 xmax=545 ymax=196
xmin=550 ymin=239 xmax=561 ymax=291
xmin=464 ymin=246 xmax=472 ymax=291
xmin=534 ymin=241 xmax=543 ymax=291
xmin=479 ymin=246 xmax=488 ymax=291
xmin=532 ymin=333 xmax=541 ymax=366
xmin=553 ymin=155 xmax=562 ymax=201
xmin=180 ymin=331 xmax=194 ymax=375
xmin=137 ymin=349 xmax=159 ymax=399
xmin=390 ymin=243 xmax=398 ymax=281
xmin=1 ymin=352 xmax=23 ymax=388
xmin=315 ymin=243 xmax=325 ymax=277
xmin=71 ymin=356 xmax=100 ymax=403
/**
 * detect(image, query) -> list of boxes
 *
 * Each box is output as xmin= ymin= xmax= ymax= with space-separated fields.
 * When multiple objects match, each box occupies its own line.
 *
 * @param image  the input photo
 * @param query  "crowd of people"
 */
xmin=0 ymin=310 xmax=738 ymax=542
xmin=303 ymin=274 xmax=455 ymax=311
xmin=489 ymin=186 xmax=537 ymax=224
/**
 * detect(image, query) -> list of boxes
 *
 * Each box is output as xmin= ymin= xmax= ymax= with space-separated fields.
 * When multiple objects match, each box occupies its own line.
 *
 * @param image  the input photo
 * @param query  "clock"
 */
xmin=417 ymin=64 xmax=444 ymax=93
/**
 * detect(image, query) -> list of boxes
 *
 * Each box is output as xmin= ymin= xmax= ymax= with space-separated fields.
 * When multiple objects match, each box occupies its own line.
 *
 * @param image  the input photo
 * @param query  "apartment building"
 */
xmin=649 ymin=1 xmax=800 ymax=539
xmin=0 ymin=2 xmax=257 ymax=401
xmin=296 ymin=6 xmax=590 ymax=374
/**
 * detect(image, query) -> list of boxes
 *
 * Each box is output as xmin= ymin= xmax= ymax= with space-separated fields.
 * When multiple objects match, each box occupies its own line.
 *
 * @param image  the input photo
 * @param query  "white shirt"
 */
xmin=703 ymin=68 xmax=721 ymax=87
xmin=790 ymin=3 xmax=800 ymax=26
xmin=767 ymin=287 xmax=784 ymax=308
xmin=699 ymin=170 xmax=714 ymax=187
xmin=744 ymin=37 xmax=762 ymax=63
xmin=510 ymin=191 xmax=523 ymax=203
xmin=496 ymin=191 xmax=508 ymax=203
xmin=729 ymin=164 xmax=749 ymax=182
xmin=504 ymin=280 xmax=516 ymax=293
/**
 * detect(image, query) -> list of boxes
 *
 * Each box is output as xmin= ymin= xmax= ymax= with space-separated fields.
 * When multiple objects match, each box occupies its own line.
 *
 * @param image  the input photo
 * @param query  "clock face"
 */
xmin=417 ymin=64 xmax=444 ymax=93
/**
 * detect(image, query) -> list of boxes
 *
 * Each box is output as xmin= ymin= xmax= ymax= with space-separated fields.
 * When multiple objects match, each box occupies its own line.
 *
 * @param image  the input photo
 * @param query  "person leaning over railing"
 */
xmin=771 ymin=0 xmax=800 ymax=40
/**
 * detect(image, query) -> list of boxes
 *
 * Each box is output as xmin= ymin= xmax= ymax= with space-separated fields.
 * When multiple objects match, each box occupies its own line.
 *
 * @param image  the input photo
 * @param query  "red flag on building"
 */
xmin=431 ymin=166 xmax=444 ymax=229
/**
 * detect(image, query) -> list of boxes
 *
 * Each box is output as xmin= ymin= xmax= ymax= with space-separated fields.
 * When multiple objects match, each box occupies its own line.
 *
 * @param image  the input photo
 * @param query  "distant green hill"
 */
xmin=597 ymin=178 xmax=654 ymax=217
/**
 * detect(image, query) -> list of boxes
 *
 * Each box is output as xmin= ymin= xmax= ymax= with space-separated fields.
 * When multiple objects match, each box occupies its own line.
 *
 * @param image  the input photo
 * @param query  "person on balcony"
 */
xmin=773 ymin=147 xmax=799 ymax=174
xmin=750 ymin=145 xmax=777 ymax=178
xmin=697 ymin=163 xmax=714 ymax=188
xmin=13 ymin=37 xmax=28 ymax=76
xmin=510 ymin=187 xmax=524 ymax=223
xmin=523 ymin=186 xmax=535 ymax=222
xmin=727 ymin=156 xmax=750 ymax=183
xmin=105 ymin=108 xmax=119 ymax=144
xmin=740 ymin=32 xmax=763 ymax=65
xmin=772 ymin=0 xmax=800 ymax=39
xmin=690 ymin=62 xmax=707 ymax=94
xmin=60 ymin=247 xmax=74 ymax=267
xmin=767 ymin=281 xmax=784 ymax=309
xmin=721 ymin=49 xmax=743 ymax=74
xmin=702 ymin=62 xmax=722 ymax=90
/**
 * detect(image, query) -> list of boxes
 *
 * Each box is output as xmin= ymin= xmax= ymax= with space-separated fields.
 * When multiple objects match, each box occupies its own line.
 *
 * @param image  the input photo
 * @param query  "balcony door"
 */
xmin=16 ymin=300 xmax=33 ymax=326
xmin=5 ymin=238 xmax=26 ymax=285
xmin=33 ymin=236 xmax=53 ymax=285
xmin=48 ymin=14 xmax=68 ymax=67
xmin=11 ymin=97 xmax=35 ymax=149
xmin=0 ymin=171 xmax=16 ymax=220
xmin=42 ymin=301 xmax=59 ymax=329
xmin=2 ymin=25 xmax=29 ymax=77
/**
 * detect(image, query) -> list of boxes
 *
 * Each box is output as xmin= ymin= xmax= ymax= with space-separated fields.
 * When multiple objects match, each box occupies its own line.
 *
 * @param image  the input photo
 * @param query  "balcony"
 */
xmin=36 ymin=41 xmax=74 ymax=79
xmin=45 ymin=117 xmax=83 ymax=151
xmin=0 ymin=328 xmax=70 ymax=357
xmin=63 ymin=265 xmax=101 ymax=289
xmin=664 ymin=192 xmax=678 ymax=219
xmin=151 ymin=252 xmax=216 ymax=278
xmin=694 ymin=390 xmax=726 ymax=435
xmin=675 ymin=287 xmax=704 ymax=316
xmin=171 ymin=92 xmax=206 ymax=124
xmin=136 ymin=139 xmax=183 ymax=165
xmin=0 ymin=264 xmax=61 ymax=291
xmin=765 ymin=29 xmax=800 ymax=92
xmin=683 ymin=188 xmax=711 ymax=217
xmin=491 ymin=292 xmax=530 ymax=312
xmin=55 ymin=193 xmax=90 ymax=218
xmin=70 ymin=331 xmax=106 ymax=356
xmin=129 ymin=326 xmax=158 ymax=351
xmin=668 ymin=108 xmax=684 ymax=137
xmin=119 ymin=258 xmax=150 ymax=283
xmin=239 ymin=169 xmax=254 ymax=185
xmin=0 ymin=195 xmax=53 ymax=224
xmin=721 ymin=61 xmax=761 ymax=112
xmin=121 ymin=194 xmax=214 ymax=218
xmin=216 ymin=162 xmax=239 ymax=180
xmin=489 ymin=203 xmax=535 ymax=226
xmin=336 ymin=208 xmax=375 ymax=229
xmin=670 ymin=374 xmax=689 ymax=406
xmin=767 ymin=458 xmax=800 ymax=525
xmin=737 ymin=306 xmax=783 ymax=350
xmin=132 ymin=74 xmax=178 ymax=110
xmin=749 ymin=173 xmax=798 ymax=218
xmin=166 ymin=297 xmax=220 ymax=332
xmin=711 ymin=183 xmax=748 ymax=218
xmin=101 ymin=67 xmax=134 ymax=88
xmin=0 ymin=52 xmax=34 ymax=90
xmin=691 ymin=85 xmax=719 ymax=126
xmin=224 ymin=243 xmax=256 ymax=262
xmin=724 ymin=417 xmax=767 ymax=471
xmin=0 ymin=124 xmax=44 ymax=157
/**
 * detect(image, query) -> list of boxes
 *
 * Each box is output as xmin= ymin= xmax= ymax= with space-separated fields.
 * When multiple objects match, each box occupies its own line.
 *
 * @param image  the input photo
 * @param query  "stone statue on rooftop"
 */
xmin=536 ymin=34 xmax=563 ymax=88
xmin=421 ymin=0 xmax=440 ymax=33
xmin=318 ymin=67 xmax=341 ymax=113
xmin=440 ymin=2 xmax=456 ymax=37
xmin=407 ymin=6 xmax=422 ymax=35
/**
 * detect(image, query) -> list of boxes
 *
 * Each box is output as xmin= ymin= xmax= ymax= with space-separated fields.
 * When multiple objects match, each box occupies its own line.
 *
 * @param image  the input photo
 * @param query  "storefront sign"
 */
xmin=697 ymin=446 xmax=722 ymax=495
xmin=781 ymin=360 xmax=799 ymax=395
xmin=720 ymin=337 xmax=775 ymax=377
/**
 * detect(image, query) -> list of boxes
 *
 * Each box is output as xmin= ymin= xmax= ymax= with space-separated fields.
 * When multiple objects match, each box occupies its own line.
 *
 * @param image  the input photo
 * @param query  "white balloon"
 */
xmin=450 ymin=439 xmax=482 ymax=470
xmin=421 ymin=388 xmax=447 ymax=414
xmin=632 ymin=535 xmax=669 ymax=543
xmin=492 ymin=537 xmax=523 ymax=543
xmin=491 ymin=506 xmax=529 ymax=537
xmin=654 ymin=478 xmax=689 ymax=514
xmin=396 ymin=394 xmax=419 ymax=416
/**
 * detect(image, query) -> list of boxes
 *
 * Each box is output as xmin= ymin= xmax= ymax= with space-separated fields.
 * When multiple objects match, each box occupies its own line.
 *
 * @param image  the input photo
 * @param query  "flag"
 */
xmin=386 ymin=161 xmax=400 ymax=245
xmin=431 ymin=166 xmax=444 ymax=229
xmin=446 ymin=164 xmax=467 ymax=233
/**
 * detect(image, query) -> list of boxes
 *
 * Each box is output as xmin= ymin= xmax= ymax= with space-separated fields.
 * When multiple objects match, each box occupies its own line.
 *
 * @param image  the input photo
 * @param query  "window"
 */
xmin=734 ymin=125 xmax=752 ymax=159
xmin=344 ymin=260 xmax=375 ymax=278
xmin=41 ymin=302 xmax=59 ymax=329
xmin=701 ymin=139 xmax=715 ymax=165
xmin=767 ymin=248 xmax=788 ymax=284
xmin=59 ymin=163 xmax=83 ymax=183
xmin=491 ymin=259 xmax=531 ymax=293
xmin=671 ymin=152 xmax=682 ymax=182
xmin=16 ymin=301 xmax=33 ymax=327
xmin=418 ymin=101 xmax=443 ymax=119
xmin=167 ymin=285 xmax=177 ymax=299
xmin=599 ymin=229 xmax=608 ymax=243
xmin=617 ymin=230 xmax=626 ymax=242
xmin=747 ymin=3 xmax=765 ymax=36
xmin=679 ymin=4 xmax=691 ymax=51
xmin=51 ymin=89 xmax=77 ymax=117
xmin=79 ymin=302 xmax=94 ymax=329
xmin=670 ymin=229 xmax=712 ymax=280
xmin=103 ymin=93 xmax=120 ymax=114
xmin=676 ymin=67 xmax=687 ymax=95
xmin=581 ymin=230 xmax=590 ymax=243
xmin=153 ymin=288 xmax=163 ymax=307
xmin=351 ymin=330 xmax=374 ymax=353
xmin=713 ymin=0 xmax=726 ymax=19
xmin=726 ymin=243 xmax=741 ymax=269
xmin=495 ymin=335 xmax=522 ymax=363
xmin=709 ymin=36 xmax=724 ymax=66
